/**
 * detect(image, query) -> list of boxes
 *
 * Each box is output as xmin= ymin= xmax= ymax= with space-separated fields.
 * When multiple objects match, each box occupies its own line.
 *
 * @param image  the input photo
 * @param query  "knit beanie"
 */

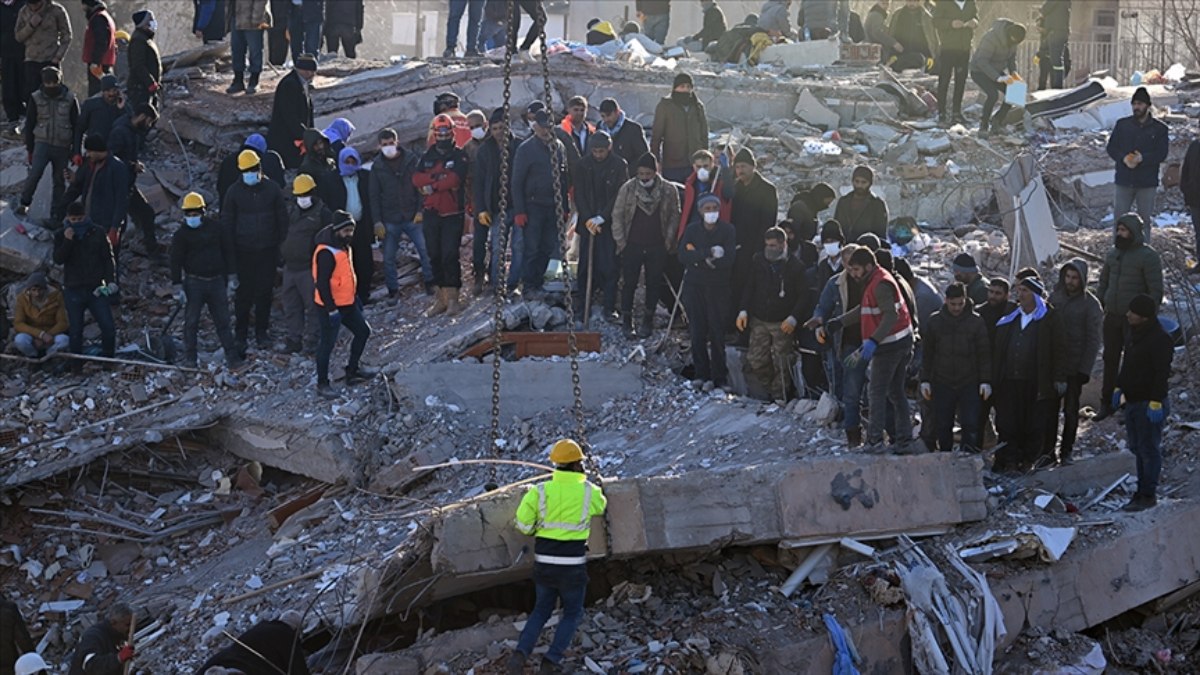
xmin=132 ymin=9 xmax=153 ymax=27
xmin=637 ymin=152 xmax=658 ymax=171
xmin=673 ymin=72 xmax=694 ymax=88
xmin=733 ymin=147 xmax=756 ymax=167
xmin=1019 ymin=276 xmax=1045 ymax=296
xmin=1132 ymin=86 xmax=1151 ymax=105
xmin=697 ymin=193 xmax=722 ymax=209
xmin=588 ymin=130 xmax=612 ymax=150
xmin=332 ymin=210 xmax=355 ymax=231
xmin=951 ymin=252 xmax=979 ymax=275
xmin=1128 ymin=294 xmax=1157 ymax=318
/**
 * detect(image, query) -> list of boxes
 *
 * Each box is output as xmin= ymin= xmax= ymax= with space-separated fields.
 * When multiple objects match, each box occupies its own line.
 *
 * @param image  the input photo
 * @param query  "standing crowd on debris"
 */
xmin=2 ymin=2 xmax=1198 ymax=674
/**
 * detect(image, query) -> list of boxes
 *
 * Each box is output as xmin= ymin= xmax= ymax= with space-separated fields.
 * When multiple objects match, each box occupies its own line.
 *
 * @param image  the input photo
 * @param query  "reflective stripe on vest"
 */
xmin=537 ymin=481 xmax=594 ymax=532
xmin=860 ymin=267 xmax=913 ymax=344
xmin=311 ymin=243 xmax=356 ymax=307
xmin=534 ymin=553 xmax=588 ymax=565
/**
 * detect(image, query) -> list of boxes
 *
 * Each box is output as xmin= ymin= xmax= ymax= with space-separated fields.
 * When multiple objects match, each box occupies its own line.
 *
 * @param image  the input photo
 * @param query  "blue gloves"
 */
xmin=1147 ymin=401 xmax=1164 ymax=424
xmin=326 ymin=310 xmax=342 ymax=329
xmin=1111 ymin=389 xmax=1123 ymax=411
xmin=859 ymin=338 xmax=877 ymax=361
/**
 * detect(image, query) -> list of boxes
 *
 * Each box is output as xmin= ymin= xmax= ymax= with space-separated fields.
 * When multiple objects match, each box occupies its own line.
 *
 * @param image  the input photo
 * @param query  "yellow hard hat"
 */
xmin=293 ymin=173 xmax=316 ymax=195
xmin=237 ymin=149 xmax=261 ymax=171
xmin=181 ymin=192 xmax=206 ymax=210
xmin=549 ymin=439 xmax=584 ymax=464
xmin=115 ymin=29 xmax=131 ymax=42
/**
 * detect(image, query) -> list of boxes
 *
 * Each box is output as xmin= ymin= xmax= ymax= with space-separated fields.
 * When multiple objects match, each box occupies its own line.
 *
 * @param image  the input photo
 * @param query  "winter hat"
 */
xmin=951 ymin=252 xmax=979 ymax=275
xmin=244 ymin=133 xmax=268 ymax=154
xmin=295 ymin=53 xmax=318 ymax=71
xmin=100 ymin=74 xmax=119 ymax=91
xmin=856 ymin=232 xmax=882 ymax=251
xmin=697 ymin=193 xmax=722 ymax=209
xmin=588 ymin=130 xmax=612 ymax=150
xmin=84 ymin=134 xmax=107 ymax=152
xmin=820 ymin=219 xmax=845 ymax=243
xmin=1005 ymin=22 xmax=1027 ymax=43
xmin=733 ymin=147 xmax=756 ymax=167
xmin=1128 ymin=294 xmax=1158 ymax=318
xmin=337 ymin=147 xmax=362 ymax=177
xmin=489 ymin=107 xmax=506 ymax=124
xmin=1132 ymin=86 xmax=1151 ymax=105
xmin=41 ymin=66 xmax=62 ymax=83
xmin=636 ymin=152 xmax=658 ymax=172
xmin=132 ymin=10 xmax=154 ymax=28
xmin=332 ymin=210 xmax=355 ymax=231
xmin=945 ymin=282 xmax=966 ymax=299
xmin=852 ymin=165 xmax=874 ymax=184
xmin=673 ymin=72 xmax=694 ymax=88
xmin=1019 ymin=276 xmax=1045 ymax=296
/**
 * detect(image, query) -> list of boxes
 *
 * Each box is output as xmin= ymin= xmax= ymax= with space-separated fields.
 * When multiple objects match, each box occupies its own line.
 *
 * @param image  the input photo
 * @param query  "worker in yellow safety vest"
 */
xmin=508 ymin=439 xmax=607 ymax=675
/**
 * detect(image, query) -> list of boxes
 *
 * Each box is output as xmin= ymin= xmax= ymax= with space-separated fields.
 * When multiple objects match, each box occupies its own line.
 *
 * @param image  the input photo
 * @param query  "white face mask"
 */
xmin=296 ymin=196 xmax=313 ymax=209
xmin=470 ymin=127 xmax=487 ymax=141
xmin=824 ymin=242 xmax=841 ymax=257
xmin=148 ymin=19 xmax=157 ymax=31
xmin=380 ymin=145 xmax=398 ymax=159
xmin=696 ymin=167 xmax=711 ymax=182
xmin=702 ymin=211 xmax=719 ymax=224
xmin=640 ymin=178 xmax=655 ymax=189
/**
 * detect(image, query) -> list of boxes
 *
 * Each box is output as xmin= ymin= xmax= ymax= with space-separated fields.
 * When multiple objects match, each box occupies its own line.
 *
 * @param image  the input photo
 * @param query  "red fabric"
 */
xmin=677 ymin=172 xmax=732 ymax=241
xmin=412 ymin=158 xmax=464 ymax=216
xmin=426 ymin=109 xmax=472 ymax=148
xmin=860 ymin=266 xmax=912 ymax=343
xmin=82 ymin=9 xmax=117 ymax=66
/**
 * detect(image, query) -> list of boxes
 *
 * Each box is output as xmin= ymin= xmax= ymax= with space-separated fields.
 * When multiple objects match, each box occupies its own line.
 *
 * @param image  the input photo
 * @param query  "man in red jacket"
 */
xmin=81 ymin=0 xmax=115 ymax=96
xmin=414 ymin=114 xmax=470 ymax=317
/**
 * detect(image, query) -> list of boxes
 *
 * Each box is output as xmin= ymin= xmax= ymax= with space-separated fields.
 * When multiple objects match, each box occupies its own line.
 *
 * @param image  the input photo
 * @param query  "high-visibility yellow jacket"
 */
xmin=515 ymin=470 xmax=607 ymax=566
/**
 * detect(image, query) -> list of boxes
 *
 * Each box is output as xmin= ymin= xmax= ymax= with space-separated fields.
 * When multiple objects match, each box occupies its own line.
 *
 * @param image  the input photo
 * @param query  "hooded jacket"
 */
xmin=62 ymin=154 xmax=129 ymax=233
xmin=281 ymin=195 xmax=331 ymax=271
xmin=921 ymin=300 xmax=991 ymax=387
xmin=1097 ymin=216 xmax=1163 ymax=316
xmin=296 ymin=128 xmax=334 ymax=179
xmin=1105 ymin=111 xmax=1170 ymax=189
xmin=267 ymin=69 xmax=314 ymax=168
xmin=127 ymin=26 xmax=161 ymax=105
xmin=1116 ymin=315 xmax=1173 ymax=404
xmin=319 ymin=148 xmax=371 ymax=225
xmin=651 ymin=90 xmax=709 ymax=171
xmin=14 ymin=0 xmax=71 ymax=63
xmin=53 ymin=218 xmax=115 ymax=290
xmin=833 ymin=190 xmax=888 ymax=243
xmin=970 ymin=19 xmax=1020 ymax=81
xmin=221 ymin=173 xmax=289 ymax=252
xmin=612 ymin=174 xmax=681 ymax=254
xmin=758 ymin=0 xmax=795 ymax=39
xmin=1048 ymin=259 xmax=1102 ymax=377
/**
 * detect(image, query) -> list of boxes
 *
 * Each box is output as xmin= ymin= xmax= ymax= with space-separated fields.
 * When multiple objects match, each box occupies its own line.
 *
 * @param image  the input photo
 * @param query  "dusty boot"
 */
xmin=226 ymin=72 xmax=245 ymax=94
xmin=426 ymin=287 xmax=448 ymax=317
xmin=445 ymin=288 xmax=463 ymax=316
xmin=845 ymin=427 xmax=863 ymax=448
xmin=246 ymin=72 xmax=260 ymax=95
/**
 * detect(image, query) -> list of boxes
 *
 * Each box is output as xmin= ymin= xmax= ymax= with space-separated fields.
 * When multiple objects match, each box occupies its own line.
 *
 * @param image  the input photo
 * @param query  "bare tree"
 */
xmin=1165 ymin=0 xmax=1200 ymax=70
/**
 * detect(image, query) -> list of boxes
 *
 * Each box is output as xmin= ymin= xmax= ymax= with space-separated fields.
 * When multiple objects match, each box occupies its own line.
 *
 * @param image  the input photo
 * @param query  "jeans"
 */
xmin=823 ymin=348 xmax=844 ymax=400
xmin=1046 ymin=373 xmax=1086 ymax=459
xmin=685 ymin=282 xmax=730 ymax=386
xmin=866 ymin=337 xmax=913 ymax=445
xmin=937 ymin=49 xmax=969 ymax=116
xmin=522 ymin=204 xmax=560 ymax=290
xmin=231 ymin=29 xmax=265 ymax=76
xmin=491 ymin=217 xmax=523 ymax=289
xmin=447 ymin=0 xmax=484 ymax=53
xmin=234 ymin=248 xmax=276 ymax=340
xmin=641 ymin=12 xmax=670 ymax=44
xmin=1113 ymin=185 xmax=1157 ymax=243
xmin=932 ymin=381 xmax=981 ymax=451
xmin=280 ymin=267 xmax=320 ymax=349
xmin=1125 ymin=400 xmax=1166 ymax=498
xmin=841 ymin=347 xmax=868 ymax=430
xmin=970 ymin=70 xmax=1010 ymax=131
xmin=423 ymin=211 xmax=464 ymax=288
xmin=21 ymin=142 xmax=70 ymax=221
xmin=64 ymin=287 xmax=115 ymax=357
xmin=183 ymin=276 xmax=237 ymax=363
xmin=479 ymin=18 xmax=506 ymax=51
xmin=1 ymin=54 xmax=26 ymax=122
xmin=14 ymin=332 xmax=69 ymax=357
xmin=289 ymin=15 xmax=323 ymax=61
xmin=620 ymin=243 xmax=666 ymax=323
xmin=577 ymin=229 xmax=617 ymax=313
xmin=383 ymin=220 xmax=432 ymax=291
xmin=1101 ymin=312 xmax=1127 ymax=407
xmin=316 ymin=301 xmax=370 ymax=385
xmin=515 ymin=563 xmax=588 ymax=665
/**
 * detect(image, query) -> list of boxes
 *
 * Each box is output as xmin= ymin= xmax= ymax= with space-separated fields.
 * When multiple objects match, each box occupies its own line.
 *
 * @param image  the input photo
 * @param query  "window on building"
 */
xmin=1095 ymin=10 xmax=1117 ymax=28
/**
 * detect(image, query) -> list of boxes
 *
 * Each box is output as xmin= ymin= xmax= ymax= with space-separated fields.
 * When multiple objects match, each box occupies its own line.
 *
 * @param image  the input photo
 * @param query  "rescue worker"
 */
xmin=919 ymin=282 xmax=991 ymax=452
xmin=680 ymin=194 xmax=737 ymax=389
xmin=265 ymin=52 xmax=315 ymax=167
xmin=508 ymin=439 xmax=607 ymax=675
xmin=425 ymin=90 xmax=471 ymax=148
xmin=573 ymin=131 xmax=627 ymax=323
xmin=280 ymin=174 xmax=329 ymax=354
xmin=217 ymin=133 xmax=285 ymax=209
xmin=16 ymin=66 xmax=78 ymax=224
xmin=66 ymin=603 xmax=134 ymax=675
xmin=222 ymin=149 xmax=289 ymax=354
xmin=736 ymin=226 xmax=807 ymax=401
xmin=1046 ymin=258 xmax=1102 ymax=463
xmin=1112 ymin=294 xmax=1173 ymax=511
xmin=12 ymin=271 xmax=69 ymax=358
xmin=126 ymin=9 xmax=160 ymax=109
xmin=318 ymin=146 xmax=373 ymax=303
xmin=80 ymin=0 xmax=114 ymax=95
xmin=53 ymin=200 xmax=116 ymax=361
xmin=170 ymin=192 xmax=243 ymax=369
xmin=313 ymin=211 xmax=377 ymax=399
xmin=414 ymin=114 xmax=469 ymax=316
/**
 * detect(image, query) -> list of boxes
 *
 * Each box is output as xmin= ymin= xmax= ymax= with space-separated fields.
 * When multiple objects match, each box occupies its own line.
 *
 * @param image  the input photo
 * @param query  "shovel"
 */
xmin=148 ymin=301 xmax=183 ymax=363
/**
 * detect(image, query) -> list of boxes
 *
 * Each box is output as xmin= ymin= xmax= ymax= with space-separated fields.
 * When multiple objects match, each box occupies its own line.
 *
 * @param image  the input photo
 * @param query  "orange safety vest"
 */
xmin=311 ymin=244 xmax=356 ymax=308
xmin=860 ymin=266 xmax=913 ymax=344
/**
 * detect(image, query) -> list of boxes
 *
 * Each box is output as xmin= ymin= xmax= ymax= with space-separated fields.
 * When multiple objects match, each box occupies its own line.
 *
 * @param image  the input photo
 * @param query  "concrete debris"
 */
xmin=794 ymin=88 xmax=841 ymax=130
xmin=761 ymin=41 xmax=841 ymax=69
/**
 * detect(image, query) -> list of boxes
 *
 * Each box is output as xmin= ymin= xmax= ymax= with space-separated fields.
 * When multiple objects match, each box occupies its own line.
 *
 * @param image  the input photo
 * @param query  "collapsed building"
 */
xmin=3 ymin=24 xmax=1200 ymax=675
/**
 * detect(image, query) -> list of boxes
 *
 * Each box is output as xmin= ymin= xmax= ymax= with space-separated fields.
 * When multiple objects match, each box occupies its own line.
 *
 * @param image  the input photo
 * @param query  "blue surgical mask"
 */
xmin=242 ymin=172 xmax=260 ymax=186
xmin=185 ymin=215 xmax=203 ymax=228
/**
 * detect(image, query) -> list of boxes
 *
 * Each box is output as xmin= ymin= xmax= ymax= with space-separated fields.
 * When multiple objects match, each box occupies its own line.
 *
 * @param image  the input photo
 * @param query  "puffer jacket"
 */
xmin=611 ymin=175 xmax=681 ymax=254
xmin=920 ymin=301 xmax=991 ymax=387
xmin=227 ymin=0 xmax=271 ymax=31
xmin=369 ymin=148 xmax=421 ymax=225
xmin=221 ymin=176 xmax=289 ymax=252
xmin=1048 ymin=258 xmax=1102 ymax=377
xmin=14 ymin=0 xmax=71 ymax=63
xmin=413 ymin=143 xmax=468 ymax=216
xmin=1097 ymin=215 xmax=1163 ymax=316
xmin=970 ymin=18 xmax=1020 ymax=81
xmin=281 ymin=196 xmax=331 ymax=271
xmin=1105 ymin=112 xmax=1170 ymax=189
xmin=650 ymin=91 xmax=708 ymax=172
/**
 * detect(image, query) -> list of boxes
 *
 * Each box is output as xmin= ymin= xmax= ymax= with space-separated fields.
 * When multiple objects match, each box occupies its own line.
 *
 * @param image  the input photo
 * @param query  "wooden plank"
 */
xmin=459 ymin=332 xmax=601 ymax=359
xmin=267 ymin=487 xmax=327 ymax=531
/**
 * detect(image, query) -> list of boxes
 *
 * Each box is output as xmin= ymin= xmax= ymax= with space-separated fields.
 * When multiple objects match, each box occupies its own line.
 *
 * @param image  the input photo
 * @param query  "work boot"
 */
xmin=446 ymin=288 xmax=463 ymax=316
xmin=317 ymin=382 xmax=338 ymax=399
xmin=537 ymin=660 xmax=565 ymax=674
xmin=1121 ymin=493 xmax=1157 ymax=512
xmin=622 ymin=315 xmax=636 ymax=339
xmin=226 ymin=73 xmax=245 ymax=94
xmin=426 ymin=287 xmax=448 ymax=317
xmin=442 ymin=47 xmax=455 ymax=58
xmin=845 ymin=427 xmax=862 ymax=448
xmin=246 ymin=72 xmax=260 ymax=95
xmin=346 ymin=364 xmax=380 ymax=385
xmin=505 ymin=651 xmax=526 ymax=675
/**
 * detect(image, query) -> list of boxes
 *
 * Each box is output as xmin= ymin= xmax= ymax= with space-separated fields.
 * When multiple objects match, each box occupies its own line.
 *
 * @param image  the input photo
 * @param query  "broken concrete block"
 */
xmin=916 ymin=133 xmax=952 ymax=155
xmin=858 ymin=123 xmax=901 ymax=155
xmin=1 ymin=200 xmax=54 ymax=276
xmin=794 ymin=88 xmax=840 ymax=130
xmin=762 ymin=40 xmax=840 ymax=69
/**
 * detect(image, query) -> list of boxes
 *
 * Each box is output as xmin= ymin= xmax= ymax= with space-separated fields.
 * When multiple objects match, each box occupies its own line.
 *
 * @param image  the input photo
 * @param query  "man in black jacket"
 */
xmin=736 ymin=226 xmax=807 ymax=401
xmin=126 ymin=10 xmax=160 ymax=109
xmin=66 ymin=604 xmax=134 ymax=675
xmin=977 ymin=276 xmax=1015 ymax=446
xmin=312 ymin=212 xmax=377 ymax=398
xmin=680 ymin=194 xmax=736 ymax=388
xmin=266 ymin=53 xmax=315 ymax=168
xmin=280 ymin=173 xmax=328 ymax=353
xmin=688 ymin=0 xmax=726 ymax=49
xmin=931 ymin=0 xmax=976 ymax=125
xmin=217 ymin=133 xmax=285 ymax=208
xmin=61 ymin=134 xmax=128 ymax=255
xmin=1112 ymin=294 xmax=1173 ymax=511
xmin=833 ymin=166 xmax=888 ymax=242
xmin=1036 ymin=0 xmax=1070 ymax=90
xmin=919 ymin=282 xmax=991 ymax=452
xmin=53 ymin=201 xmax=116 ymax=360
xmin=371 ymin=127 xmax=431 ymax=298
xmin=170 ymin=192 xmax=241 ymax=369
xmin=73 ymin=74 xmax=120 ymax=160
xmin=786 ymin=182 xmax=836 ymax=238
xmin=1106 ymin=87 xmax=1170 ymax=233
xmin=195 ymin=610 xmax=310 ymax=675
xmin=323 ymin=0 xmax=363 ymax=57
xmin=1046 ymin=258 xmax=1101 ymax=463
xmin=107 ymin=103 xmax=159 ymax=258
xmin=472 ymin=110 xmax=522 ymax=292
xmin=729 ymin=148 xmax=778 ymax=336
xmin=574 ymin=131 xmax=628 ymax=322
xmin=597 ymin=98 xmax=647 ymax=177
xmin=222 ymin=149 xmax=289 ymax=353
xmin=318 ymin=146 xmax=372 ymax=303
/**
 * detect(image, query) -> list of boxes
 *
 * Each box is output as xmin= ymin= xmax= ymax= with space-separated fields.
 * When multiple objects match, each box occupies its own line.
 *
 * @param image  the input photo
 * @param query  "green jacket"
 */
xmin=1097 ymin=215 xmax=1163 ymax=317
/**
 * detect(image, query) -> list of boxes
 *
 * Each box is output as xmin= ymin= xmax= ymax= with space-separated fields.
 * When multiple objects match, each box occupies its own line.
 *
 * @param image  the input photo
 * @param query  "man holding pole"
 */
xmin=572 ymin=130 xmax=627 ymax=324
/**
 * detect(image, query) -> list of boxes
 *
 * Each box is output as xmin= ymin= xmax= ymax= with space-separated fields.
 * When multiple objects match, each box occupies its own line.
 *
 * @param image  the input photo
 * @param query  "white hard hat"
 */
xmin=15 ymin=653 xmax=50 ymax=675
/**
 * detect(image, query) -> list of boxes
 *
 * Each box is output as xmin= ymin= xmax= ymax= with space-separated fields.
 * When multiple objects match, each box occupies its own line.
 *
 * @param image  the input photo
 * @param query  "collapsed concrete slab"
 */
xmin=761 ymin=40 xmax=841 ymax=69
xmin=2 ymin=201 xmax=53 ymax=277
xmin=208 ymin=413 xmax=373 ymax=484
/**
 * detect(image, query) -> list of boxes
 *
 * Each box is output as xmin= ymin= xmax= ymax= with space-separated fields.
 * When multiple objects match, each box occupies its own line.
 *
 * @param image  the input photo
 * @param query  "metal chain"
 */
xmin=485 ymin=0 xmax=518 ymax=487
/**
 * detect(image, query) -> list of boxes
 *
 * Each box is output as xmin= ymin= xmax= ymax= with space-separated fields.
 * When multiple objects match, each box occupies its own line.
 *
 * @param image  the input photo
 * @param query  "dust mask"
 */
xmin=824 ymin=242 xmax=841 ymax=257
xmin=148 ymin=19 xmax=157 ymax=32
xmin=380 ymin=145 xmax=398 ymax=159
xmin=696 ymin=168 xmax=710 ymax=183
xmin=702 ymin=212 xmax=719 ymax=225
xmin=242 ymin=172 xmax=260 ymax=186
xmin=640 ymin=178 xmax=655 ymax=189
xmin=297 ymin=196 xmax=313 ymax=209
xmin=185 ymin=215 xmax=202 ymax=228
xmin=471 ymin=127 xmax=487 ymax=141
